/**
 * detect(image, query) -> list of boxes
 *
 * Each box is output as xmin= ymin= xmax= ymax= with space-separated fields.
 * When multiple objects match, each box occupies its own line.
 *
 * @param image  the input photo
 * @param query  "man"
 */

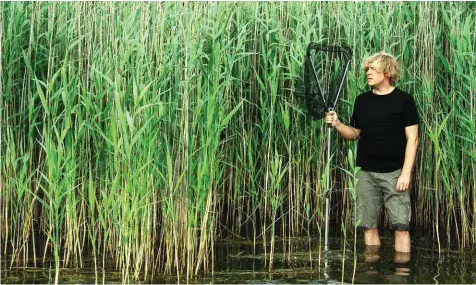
xmin=325 ymin=51 xmax=419 ymax=253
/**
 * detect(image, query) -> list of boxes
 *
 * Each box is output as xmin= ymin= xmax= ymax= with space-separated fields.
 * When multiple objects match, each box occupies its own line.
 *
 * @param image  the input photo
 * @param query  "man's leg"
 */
xmin=354 ymin=171 xmax=381 ymax=245
xmin=364 ymin=229 xmax=381 ymax=246
xmin=395 ymin=230 xmax=411 ymax=253
xmin=379 ymin=169 xmax=412 ymax=252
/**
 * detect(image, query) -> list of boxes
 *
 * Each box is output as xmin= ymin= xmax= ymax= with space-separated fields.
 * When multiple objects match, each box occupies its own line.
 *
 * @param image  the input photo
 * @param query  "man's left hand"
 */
xmin=396 ymin=172 xmax=411 ymax=192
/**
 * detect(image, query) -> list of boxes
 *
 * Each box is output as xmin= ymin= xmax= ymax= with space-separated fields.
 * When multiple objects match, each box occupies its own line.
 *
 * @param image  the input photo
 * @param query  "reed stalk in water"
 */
xmin=1 ymin=2 xmax=474 ymax=283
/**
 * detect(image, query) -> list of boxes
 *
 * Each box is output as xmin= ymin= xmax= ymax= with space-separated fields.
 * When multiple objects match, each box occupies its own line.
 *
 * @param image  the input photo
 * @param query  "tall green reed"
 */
xmin=1 ymin=2 xmax=475 ymax=283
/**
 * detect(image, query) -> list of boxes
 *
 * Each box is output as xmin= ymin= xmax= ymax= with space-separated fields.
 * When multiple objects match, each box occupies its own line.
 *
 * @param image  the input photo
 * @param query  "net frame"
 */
xmin=304 ymin=43 xmax=352 ymax=119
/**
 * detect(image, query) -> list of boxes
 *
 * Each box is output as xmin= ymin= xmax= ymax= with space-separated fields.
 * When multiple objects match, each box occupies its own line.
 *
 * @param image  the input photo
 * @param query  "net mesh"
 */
xmin=304 ymin=44 xmax=352 ymax=119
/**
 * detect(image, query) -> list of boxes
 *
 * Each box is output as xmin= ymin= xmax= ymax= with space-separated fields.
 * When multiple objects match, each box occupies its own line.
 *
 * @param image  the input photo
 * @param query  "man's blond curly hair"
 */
xmin=363 ymin=52 xmax=400 ymax=86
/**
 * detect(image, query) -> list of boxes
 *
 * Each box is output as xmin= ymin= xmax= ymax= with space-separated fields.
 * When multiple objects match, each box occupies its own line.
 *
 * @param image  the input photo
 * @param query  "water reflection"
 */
xmin=363 ymin=245 xmax=411 ymax=277
xmin=394 ymin=251 xmax=411 ymax=276
xmin=364 ymin=245 xmax=381 ymax=263
xmin=3 ymin=236 xmax=476 ymax=284
xmin=356 ymin=244 xmax=411 ymax=283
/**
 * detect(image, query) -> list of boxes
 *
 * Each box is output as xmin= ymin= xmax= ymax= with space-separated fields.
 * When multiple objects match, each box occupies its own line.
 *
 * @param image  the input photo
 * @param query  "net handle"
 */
xmin=305 ymin=43 xmax=352 ymax=252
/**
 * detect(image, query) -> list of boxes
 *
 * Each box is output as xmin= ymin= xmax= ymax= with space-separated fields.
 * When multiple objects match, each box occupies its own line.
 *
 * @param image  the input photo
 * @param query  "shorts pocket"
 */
xmin=394 ymin=169 xmax=402 ymax=178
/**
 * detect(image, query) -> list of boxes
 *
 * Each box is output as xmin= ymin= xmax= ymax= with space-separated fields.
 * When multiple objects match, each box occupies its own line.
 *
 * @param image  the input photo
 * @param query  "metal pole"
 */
xmin=325 ymin=126 xmax=331 ymax=250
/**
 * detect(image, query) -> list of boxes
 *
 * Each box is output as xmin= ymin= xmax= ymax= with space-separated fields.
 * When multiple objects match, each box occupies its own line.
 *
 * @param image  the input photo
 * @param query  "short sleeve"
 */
xmin=350 ymin=97 xmax=360 ymax=129
xmin=404 ymin=95 xmax=419 ymax=127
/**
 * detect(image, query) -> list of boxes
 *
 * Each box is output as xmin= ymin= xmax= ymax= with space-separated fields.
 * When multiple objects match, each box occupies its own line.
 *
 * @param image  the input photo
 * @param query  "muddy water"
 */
xmin=2 ymin=234 xmax=476 ymax=283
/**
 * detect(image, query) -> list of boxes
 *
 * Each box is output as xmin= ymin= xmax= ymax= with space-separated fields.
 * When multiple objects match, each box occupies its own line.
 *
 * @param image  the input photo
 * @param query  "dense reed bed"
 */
xmin=1 ymin=2 xmax=475 ymax=282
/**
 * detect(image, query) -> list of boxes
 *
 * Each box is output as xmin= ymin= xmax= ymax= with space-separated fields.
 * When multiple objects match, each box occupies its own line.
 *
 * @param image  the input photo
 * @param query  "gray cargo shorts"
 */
xmin=352 ymin=169 xmax=411 ymax=231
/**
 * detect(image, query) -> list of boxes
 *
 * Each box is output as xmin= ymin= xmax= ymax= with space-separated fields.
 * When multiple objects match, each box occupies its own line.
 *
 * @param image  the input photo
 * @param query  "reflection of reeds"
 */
xmin=1 ymin=2 xmax=475 ymax=283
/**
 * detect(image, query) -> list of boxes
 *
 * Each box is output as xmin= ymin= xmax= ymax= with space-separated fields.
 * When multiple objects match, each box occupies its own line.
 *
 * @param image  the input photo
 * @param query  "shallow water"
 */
xmin=2 ymin=233 xmax=476 ymax=284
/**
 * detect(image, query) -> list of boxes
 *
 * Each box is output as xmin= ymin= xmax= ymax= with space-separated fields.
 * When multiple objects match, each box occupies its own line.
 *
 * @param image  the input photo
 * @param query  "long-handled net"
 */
xmin=304 ymin=43 xmax=352 ymax=249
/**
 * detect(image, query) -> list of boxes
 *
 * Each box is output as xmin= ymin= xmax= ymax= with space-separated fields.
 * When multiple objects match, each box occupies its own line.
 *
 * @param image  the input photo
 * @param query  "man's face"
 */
xmin=366 ymin=63 xmax=388 ymax=87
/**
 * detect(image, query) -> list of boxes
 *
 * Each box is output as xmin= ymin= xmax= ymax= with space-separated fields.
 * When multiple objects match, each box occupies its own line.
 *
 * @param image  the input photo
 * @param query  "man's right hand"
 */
xmin=325 ymin=111 xmax=340 ymax=127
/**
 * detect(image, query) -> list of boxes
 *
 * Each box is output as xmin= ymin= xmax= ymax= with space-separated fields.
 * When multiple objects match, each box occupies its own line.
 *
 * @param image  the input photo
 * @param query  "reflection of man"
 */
xmin=394 ymin=252 xmax=411 ymax=280
xmin=357 ymin=246 xmax=410 ymax=283
xmin=325 ymin=52 xmax=419 ymax=253
xmin=363 ymin=245 xmax=410 ymax=280
xmin=364 ymin=245 xmax=410 ymax=263
xmin=364 ymin=245 xmax=381 ymax=264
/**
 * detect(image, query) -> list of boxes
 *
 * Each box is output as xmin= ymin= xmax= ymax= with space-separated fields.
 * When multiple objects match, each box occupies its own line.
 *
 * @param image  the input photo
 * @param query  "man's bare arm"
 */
xmin=402 ymin=124 xmax=418 ymax=175
xmin=325 ymin=111 xmax=361 ymax=141
xmin=396 ymin=124 xmax=418 ymax=191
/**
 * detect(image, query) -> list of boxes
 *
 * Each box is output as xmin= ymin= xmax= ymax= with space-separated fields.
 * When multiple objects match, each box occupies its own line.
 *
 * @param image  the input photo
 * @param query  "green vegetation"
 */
xmin=1 ymin=2 xmax=475 ymax=282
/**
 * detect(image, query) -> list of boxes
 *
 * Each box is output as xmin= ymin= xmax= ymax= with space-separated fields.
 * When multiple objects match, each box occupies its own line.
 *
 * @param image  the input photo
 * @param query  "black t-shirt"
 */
xmin=350 ymin=88 xmax=419 ymax=173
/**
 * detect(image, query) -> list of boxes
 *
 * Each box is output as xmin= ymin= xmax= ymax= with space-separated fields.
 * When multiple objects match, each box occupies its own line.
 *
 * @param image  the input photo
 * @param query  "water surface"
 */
xmin=2 ymin=234 xmax=476 ymax=284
